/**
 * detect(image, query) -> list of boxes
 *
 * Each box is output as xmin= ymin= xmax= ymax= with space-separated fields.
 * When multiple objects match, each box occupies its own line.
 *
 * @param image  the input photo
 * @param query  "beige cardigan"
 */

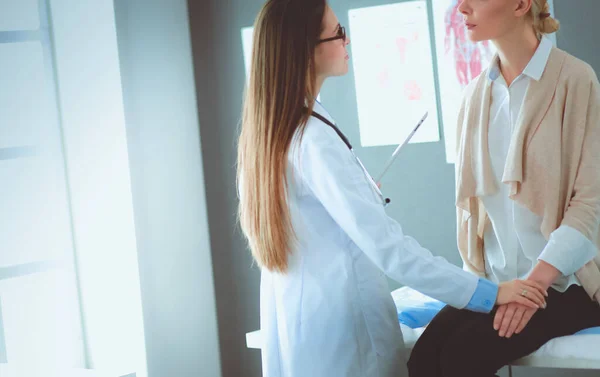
xmin=455 ymin=47 xmax=600 ymax=303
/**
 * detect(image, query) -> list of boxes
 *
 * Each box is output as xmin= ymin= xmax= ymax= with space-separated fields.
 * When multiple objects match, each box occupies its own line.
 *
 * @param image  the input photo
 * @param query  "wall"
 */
xmin=186 ymin=1 xmax=263 ymax=376
xmin=113 ymin=1 xmax=222 ymax=377
xmin=0 ymin=0 xmax=86 ymax=369
xmin=49 ymin=0 xmax=148 ymax=373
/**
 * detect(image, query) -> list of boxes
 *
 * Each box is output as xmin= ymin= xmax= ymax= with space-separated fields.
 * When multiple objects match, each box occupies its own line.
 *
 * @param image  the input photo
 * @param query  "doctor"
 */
xmin=236 ymin=1 xmax=547 ymax=376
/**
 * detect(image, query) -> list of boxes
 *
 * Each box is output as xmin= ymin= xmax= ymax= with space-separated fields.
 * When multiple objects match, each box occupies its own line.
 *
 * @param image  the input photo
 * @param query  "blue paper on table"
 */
xmin=574 ymin=327 xmax=600 ymax=335
xmin=398 ymin=300 xmax=446 ymax=328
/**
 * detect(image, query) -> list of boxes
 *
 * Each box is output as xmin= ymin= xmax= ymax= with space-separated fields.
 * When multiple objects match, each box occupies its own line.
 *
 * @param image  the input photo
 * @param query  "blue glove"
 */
xmin=574 ymin=327 xmax=600 ymax=335
xmin=398 ymin=300 xmax=446 ymax=328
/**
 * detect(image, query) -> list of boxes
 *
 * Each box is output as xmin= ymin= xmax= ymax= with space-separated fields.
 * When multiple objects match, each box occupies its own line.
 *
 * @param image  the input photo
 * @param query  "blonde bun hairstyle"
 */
xmin=531 ymin=0 xmax=560 ymax=36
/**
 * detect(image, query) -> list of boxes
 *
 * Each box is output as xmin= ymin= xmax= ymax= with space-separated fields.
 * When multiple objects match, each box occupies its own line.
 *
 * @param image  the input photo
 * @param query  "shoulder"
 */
xmin=550 ymin=48 xmax=600 ymax=133
xmin=293 ymin=115 xmax=348 ymax=154
xmin=554 ymin=48 xmax=599 ymax=87
xmin=462 ymin=71 xmax=488 ymax=103
xmin=288 ymin=114 xmax=353 ymax=175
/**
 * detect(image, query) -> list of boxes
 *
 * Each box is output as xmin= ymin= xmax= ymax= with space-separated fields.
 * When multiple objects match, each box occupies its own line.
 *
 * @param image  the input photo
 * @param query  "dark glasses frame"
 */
xmin=317 ymin=25 xmax=346 ymax=45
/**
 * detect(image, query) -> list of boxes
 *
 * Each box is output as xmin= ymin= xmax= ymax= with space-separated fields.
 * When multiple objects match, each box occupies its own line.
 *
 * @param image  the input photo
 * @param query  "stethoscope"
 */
xmin=308 ymin=110 xmax=391 ymax=208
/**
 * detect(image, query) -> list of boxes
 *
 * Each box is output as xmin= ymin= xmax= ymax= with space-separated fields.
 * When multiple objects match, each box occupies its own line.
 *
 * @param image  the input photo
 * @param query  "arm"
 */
xmin=531 ymin=77 xmax=600 ymax=288
xmin=300 ymin=126 xmax=494 ymax=312
xmin=560 ymin=79 xmax=600 ymax=242
xmin=531 ymin=228 xmax=597 ymax=289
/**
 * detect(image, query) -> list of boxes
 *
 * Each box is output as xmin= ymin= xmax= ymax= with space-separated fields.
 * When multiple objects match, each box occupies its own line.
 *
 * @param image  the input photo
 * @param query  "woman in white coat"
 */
xmin=236 ymin=1 xmax=547 ymax=376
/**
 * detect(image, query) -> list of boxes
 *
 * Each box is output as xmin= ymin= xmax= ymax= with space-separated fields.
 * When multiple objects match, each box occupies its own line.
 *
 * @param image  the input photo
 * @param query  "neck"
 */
xmin=492 ymin=25 xmax=540 ymax=86
xmin=314 ymin=75 xmax=326 ymax=100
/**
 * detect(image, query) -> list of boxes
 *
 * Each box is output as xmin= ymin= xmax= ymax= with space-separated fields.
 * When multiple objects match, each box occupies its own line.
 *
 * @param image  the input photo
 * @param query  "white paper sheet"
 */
xmin=241 ymin=26 xmax=254 ymax=84
xmin=349 ymin=1 xmax=440 ymax=147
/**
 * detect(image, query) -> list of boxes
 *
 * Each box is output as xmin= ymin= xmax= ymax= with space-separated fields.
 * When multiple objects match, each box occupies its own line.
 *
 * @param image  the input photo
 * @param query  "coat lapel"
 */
xmin=502 ymin=48 xmax=567 ymax=197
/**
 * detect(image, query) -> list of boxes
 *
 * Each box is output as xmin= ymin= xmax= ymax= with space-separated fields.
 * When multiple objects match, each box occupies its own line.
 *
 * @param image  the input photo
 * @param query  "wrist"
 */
xmin=527 ymin=261 xmax=560 ymax=290
xmin=526 ymin=275 xmax=552 ymax=291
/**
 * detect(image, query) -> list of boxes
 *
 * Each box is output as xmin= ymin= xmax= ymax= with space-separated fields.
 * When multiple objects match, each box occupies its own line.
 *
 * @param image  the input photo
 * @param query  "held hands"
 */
xmin=496 ymin=279 xmax=547 ymax=308
xmin=493 ymin=303 xmax=537 ymax=338
xmin=494 ymin=279 xmax=549 ymax=338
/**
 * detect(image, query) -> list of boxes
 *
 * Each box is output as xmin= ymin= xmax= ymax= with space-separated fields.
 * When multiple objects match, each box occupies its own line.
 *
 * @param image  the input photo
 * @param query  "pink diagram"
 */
xmin=396 ymin=37 xmax=408 ymax=64
xmin=444 ymin=0 xmax=491 ymax=87
xmin=404 ymin=80 xmax=422 ymax=101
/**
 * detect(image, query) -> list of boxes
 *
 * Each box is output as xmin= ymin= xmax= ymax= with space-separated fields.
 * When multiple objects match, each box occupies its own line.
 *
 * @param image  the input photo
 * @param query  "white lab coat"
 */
xmin=259 ymin=102 xmax=480 ymax=377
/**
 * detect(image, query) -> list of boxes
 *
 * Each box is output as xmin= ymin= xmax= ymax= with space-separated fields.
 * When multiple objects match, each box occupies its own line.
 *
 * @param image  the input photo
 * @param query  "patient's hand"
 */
xmin=496 ymin=279 xmax=547 ymax=308
xmin=494 ymin=303 xmax=537 ymax=338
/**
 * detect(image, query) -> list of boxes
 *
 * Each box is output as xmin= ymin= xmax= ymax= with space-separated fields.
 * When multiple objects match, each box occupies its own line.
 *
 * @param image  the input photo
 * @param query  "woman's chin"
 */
xmin=323 ymin=63 xmax=349 ymax=79
xmin=467 ymin=30 xmax=488 ymax=43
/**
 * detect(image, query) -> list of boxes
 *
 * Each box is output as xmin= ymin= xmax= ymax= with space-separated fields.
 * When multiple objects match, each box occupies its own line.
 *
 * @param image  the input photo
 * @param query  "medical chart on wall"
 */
xmin=432 ymin=0 xmax=495 ymax=163
xmin=349 ymin=1 xmax=440 ymax=148
xmin=433 ymin=0 xmax=556 ymax=163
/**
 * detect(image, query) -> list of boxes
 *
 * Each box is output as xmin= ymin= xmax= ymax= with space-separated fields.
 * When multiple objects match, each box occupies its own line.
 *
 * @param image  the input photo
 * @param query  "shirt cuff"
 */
xmin=538 ymin=225 xmax=598 ymax=276
xmin=464 ymin=278 xmax=498 ymax=313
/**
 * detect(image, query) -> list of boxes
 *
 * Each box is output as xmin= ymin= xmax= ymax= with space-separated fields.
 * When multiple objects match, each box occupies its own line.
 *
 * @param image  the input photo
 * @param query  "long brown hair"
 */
xmin=237 ymin=0 xmax=326 ymax=273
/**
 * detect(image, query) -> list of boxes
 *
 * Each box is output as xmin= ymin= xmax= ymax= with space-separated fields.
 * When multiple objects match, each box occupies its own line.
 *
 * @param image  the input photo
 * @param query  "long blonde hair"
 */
xmin=237 ymin=0 xmax=326 ymax=273
xmin=530 ymin=0 xmax=560 ymax=36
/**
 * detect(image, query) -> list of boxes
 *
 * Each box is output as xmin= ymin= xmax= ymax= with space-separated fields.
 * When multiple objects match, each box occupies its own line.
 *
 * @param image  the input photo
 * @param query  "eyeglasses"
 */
xmin=317 ymin=25 xmax=346 ymax=45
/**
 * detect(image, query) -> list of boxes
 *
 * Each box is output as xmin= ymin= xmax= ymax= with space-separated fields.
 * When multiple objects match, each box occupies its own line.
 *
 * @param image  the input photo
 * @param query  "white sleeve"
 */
xmin=299 ymin=127 xmax=480 ymax=309
xmin=538 ymin=225 xmax=598 ymax=276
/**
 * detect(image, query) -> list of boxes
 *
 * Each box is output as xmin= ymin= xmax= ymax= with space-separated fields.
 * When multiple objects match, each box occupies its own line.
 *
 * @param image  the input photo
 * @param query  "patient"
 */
xmin=408 ymin=1 xmax=600 ymax=376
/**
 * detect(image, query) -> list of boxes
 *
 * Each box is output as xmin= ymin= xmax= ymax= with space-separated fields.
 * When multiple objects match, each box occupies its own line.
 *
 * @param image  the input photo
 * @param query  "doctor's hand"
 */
xmin=496 ymin=279 xmax=547 ymax=309
xmin=493 ymin=303 xmax=538 ymax=338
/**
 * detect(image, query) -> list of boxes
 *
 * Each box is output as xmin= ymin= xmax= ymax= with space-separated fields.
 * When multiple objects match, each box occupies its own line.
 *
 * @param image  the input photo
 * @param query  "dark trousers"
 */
xmin=407 ymin=285 xmax=600 ymax=377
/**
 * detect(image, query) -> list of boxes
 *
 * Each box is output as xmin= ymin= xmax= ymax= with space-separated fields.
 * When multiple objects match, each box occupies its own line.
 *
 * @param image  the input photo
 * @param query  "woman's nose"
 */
xmin=457 ymin=0 xmax=470 ymax=15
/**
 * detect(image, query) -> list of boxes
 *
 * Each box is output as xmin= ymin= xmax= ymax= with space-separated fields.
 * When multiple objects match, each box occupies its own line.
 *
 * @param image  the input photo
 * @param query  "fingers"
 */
xmin=522 ymin=280 xmax=549 ymax=297
xmin=495 ymin=304 xmax=538 ymax=337
xmin=518 ymin=281 xmax=546 ymax=308
xmin=494 ymin=304 xmax=507 ymax=330
xmin=521 ymin=280 xmax=548 ymax=307
xmin=496 ymin=280 xmax=548 ymax=307
xmin=499 ymin=304 xmax=517 ymax=337
xmin=516 ymin=309 xmax=536 ymax=334
xmin=505 ymin=307 xmax=525 ymax=338
xmin=515 ymin=295 xmax=540 ymax=309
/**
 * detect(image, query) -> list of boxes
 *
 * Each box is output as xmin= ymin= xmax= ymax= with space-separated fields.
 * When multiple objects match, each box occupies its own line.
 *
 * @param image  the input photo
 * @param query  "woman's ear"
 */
xmin=515 ymin=0 xmax=533 ymax=17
